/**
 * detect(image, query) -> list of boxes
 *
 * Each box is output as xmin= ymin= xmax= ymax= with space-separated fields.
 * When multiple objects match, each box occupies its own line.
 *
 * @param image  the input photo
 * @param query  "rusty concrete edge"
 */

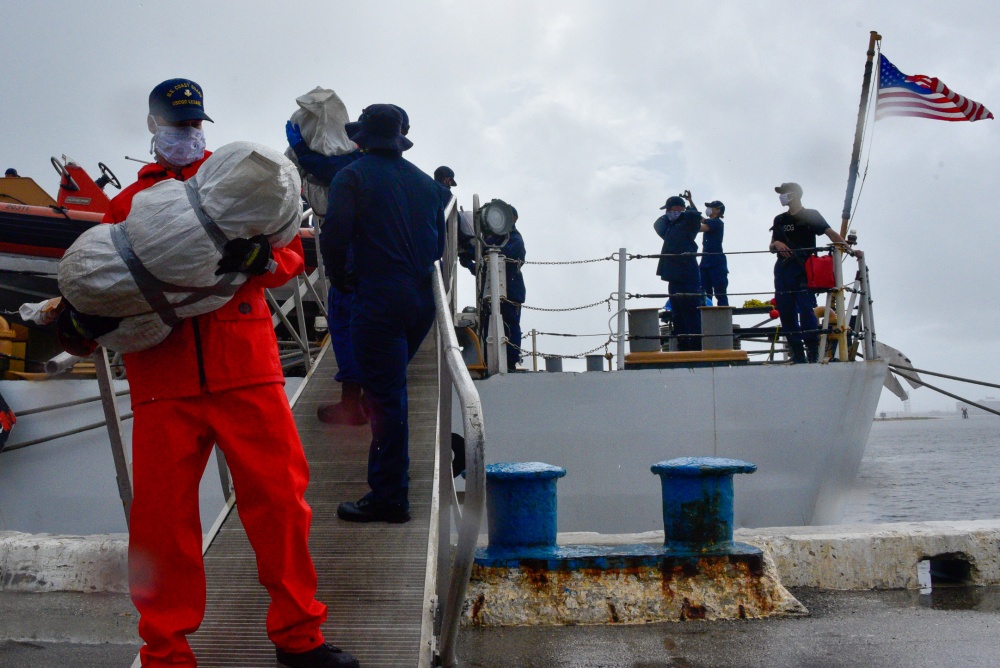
xmin=8 ymin=519 xmax=1000 ymax=594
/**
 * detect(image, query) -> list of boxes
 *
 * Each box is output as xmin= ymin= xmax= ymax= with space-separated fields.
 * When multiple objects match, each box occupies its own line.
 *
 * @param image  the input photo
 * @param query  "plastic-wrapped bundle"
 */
xmin=58 ymin=141 xmax=302 ymax=353
xmin=284 ymin=87 xmax=356 ymax=216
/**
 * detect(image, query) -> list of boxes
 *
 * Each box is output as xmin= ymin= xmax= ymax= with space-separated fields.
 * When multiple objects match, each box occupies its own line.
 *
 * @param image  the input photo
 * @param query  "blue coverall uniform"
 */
xmin=655 ymin=210 xmax=703 ymax=351
xmin=770 ymin=208 xmax=829 ymax=363
xmin=323 ymin=151 xmax=448 ymax=509
xmin=699 ymin=218 xmax=729 ymax=306
xmin=290 ymin=140 xmax=363 ymax=383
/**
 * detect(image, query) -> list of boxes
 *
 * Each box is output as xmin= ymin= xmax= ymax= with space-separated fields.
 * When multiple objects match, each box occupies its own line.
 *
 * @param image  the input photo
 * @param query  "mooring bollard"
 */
xmin=485 ymin=462 xmax=567 ymax=551
xmin=651 ymin=457 xmax=756 ymax=552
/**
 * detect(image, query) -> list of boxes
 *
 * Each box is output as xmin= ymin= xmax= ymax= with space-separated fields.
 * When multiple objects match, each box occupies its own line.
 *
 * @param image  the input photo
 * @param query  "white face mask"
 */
xmin=705 ymin=208 xmax=715 ymax=218
xmin=665 ymin=210 xmax=682 ymax=222
xmin=151 ymin=122 xmax=206 ymax=167
xmin=779 ymin=193 xmax=793 ymax=206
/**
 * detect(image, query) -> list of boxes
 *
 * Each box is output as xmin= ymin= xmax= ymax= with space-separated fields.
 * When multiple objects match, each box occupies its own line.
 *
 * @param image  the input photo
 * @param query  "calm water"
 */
xmin=841 ymin=415 xmax=1000 ymax=523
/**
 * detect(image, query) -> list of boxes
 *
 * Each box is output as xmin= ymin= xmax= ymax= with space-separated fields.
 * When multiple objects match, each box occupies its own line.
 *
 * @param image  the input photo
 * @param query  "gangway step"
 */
xmin=185 ymin=340 xmax=439 ymax=667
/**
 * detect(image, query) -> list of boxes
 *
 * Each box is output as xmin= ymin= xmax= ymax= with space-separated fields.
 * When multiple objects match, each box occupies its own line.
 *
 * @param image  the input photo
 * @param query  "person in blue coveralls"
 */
xmin=286 ymin=107 xmax=410 ymax=425
xmin=769 ymin=182 xmax=851 ymax=363
xmin=654 ymin=194 xmax=703 ymax=351
xmin=457 ymin=206 xmax=526 ymax=372
xmin=699 ymin=200 xmax=729 ymax=306
xmin=322 ymin=104 xmax=449 ymax=523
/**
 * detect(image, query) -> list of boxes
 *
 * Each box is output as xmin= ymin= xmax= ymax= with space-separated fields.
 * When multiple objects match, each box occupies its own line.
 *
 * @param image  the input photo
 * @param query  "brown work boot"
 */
xmin=317 ymin=381 xmax=368 ymax=425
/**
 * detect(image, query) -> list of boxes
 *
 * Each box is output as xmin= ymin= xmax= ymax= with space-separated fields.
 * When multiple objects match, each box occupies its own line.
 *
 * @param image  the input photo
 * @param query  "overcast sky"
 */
xmin=3 ymin=0 xmax=998 ymax=412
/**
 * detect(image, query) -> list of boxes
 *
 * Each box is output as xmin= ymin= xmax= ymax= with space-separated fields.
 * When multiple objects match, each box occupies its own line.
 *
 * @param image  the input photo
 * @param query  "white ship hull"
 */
xmin=466 ymin=360 xmax=888 ymax=532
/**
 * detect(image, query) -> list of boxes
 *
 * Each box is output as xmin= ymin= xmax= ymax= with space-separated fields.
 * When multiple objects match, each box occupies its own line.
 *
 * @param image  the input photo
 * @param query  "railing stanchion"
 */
xmin=92 ymin=347 xmax=132 ymax=527
xmin=531 ymin=328 xmax=538 ymax=371
xmin=616 ymin=247 xmax=627 ymax=370
xmin=857 ymin=253 xmax=877 ymax=360
xmin=487 ymin=249 xmax=505 ymax=375
xmin=292 ymin=276 xmax=311 ymax=368
xmin=834 ymin=249 xmax=847 ymax=360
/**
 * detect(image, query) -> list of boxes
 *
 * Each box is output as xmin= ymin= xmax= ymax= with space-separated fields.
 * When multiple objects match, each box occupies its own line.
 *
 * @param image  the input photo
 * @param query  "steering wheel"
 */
xmin=98 ymin=162 xmax=122 ymax=190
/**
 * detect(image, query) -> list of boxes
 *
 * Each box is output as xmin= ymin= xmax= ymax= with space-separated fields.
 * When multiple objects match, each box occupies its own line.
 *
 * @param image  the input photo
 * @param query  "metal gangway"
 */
xmin=0 ymin=200 xmax=484 ymax=667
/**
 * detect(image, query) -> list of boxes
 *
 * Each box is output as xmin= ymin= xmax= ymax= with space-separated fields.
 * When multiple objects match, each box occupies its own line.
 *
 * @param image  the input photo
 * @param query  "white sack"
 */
xmin=57 ymin=141 xmax=302 ymax=353
xmin=284 ymin=87 xmax=356 ymax=217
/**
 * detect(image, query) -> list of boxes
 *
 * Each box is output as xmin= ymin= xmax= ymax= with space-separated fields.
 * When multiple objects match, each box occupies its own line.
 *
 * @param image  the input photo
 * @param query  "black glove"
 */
xmin=56 ymin=305 xmax=121 ymax=356
xmin=328 ymin=264 xmax=357 ymax=294
xmin=215 ymin=235 xmax=274 ymax=276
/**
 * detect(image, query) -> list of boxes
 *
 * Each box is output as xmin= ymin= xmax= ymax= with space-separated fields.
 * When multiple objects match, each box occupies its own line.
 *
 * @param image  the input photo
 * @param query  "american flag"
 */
xmin=875 ymin=54 xmax=993 ymax=122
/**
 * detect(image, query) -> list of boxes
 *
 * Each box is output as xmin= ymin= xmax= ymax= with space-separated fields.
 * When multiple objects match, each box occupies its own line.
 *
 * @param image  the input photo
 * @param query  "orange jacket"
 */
xmin=104 ymin=156 xmax=305 ymax=406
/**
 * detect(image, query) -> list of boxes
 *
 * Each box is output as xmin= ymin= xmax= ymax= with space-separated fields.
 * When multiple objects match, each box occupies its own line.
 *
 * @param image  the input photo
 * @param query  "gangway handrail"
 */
xmin=431 ymin=199 xmax=486 ymax=667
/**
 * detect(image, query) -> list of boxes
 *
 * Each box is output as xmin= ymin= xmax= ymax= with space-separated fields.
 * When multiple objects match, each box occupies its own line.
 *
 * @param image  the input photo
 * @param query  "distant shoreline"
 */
xmin=874 ymin=416 xmax=940 ymax=421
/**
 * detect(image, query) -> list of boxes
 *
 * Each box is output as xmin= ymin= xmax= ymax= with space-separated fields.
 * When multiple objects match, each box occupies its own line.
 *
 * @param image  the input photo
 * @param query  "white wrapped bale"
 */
xmin=283 ymin=87 xmax=356 ymax=217
xmin=57 ymin=141 xmax=302 ymax=353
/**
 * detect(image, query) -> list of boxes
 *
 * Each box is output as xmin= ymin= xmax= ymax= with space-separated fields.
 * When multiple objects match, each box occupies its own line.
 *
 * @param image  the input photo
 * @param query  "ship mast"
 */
xmin=830 ymin=31 xmax=881 ymax=360
xmin=840 ymin=30 xmax=881 ymax=237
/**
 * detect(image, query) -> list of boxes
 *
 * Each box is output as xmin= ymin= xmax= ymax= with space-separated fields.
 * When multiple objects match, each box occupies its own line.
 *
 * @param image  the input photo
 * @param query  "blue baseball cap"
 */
xmin=660 ymin=195 xmax=686 ymax=210
xmin=148 ymin=78 xmax=213 ymax=123
xmin=434 ymin=166 xmax=456 ymax=185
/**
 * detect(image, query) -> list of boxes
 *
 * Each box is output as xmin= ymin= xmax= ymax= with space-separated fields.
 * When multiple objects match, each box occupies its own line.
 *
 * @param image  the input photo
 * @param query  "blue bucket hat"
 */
xmin=346 ymin=104 xmax=413 ymax=152
xmin=148 ymin=78 xmax=213 ymax=123
xmin=346 ymin=104 xmax=410 ymax=141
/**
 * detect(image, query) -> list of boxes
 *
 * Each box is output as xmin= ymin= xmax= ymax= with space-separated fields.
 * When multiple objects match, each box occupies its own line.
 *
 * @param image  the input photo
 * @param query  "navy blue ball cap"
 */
xmin=660 ymin=195 xmax=686 ymax=210
xmin=347 ymin=104 xmax=413 ymax=152
xmin=149 ymin=78 xmax=212 ymax=123
xmin=434 ymin=165 xmax=456 ymax=185
xmin=775 ymin=182 xmax=802 ymax=197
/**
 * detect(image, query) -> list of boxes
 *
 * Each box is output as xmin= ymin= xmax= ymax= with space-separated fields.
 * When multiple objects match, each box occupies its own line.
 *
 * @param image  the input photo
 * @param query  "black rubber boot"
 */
xmin=276 ymin=642 xmax=360 ymax=668
xmin=806 ymin=341 xmax=820 ymax=364
xmin=788 ymin=339 xmax=807 ymax=364
xmin=317 ymin=381 xmax=368 ymax=425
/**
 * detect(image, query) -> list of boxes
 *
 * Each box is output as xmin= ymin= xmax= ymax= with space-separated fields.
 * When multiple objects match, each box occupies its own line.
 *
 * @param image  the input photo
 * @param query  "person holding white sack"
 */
xmin=55 ymin=78 xmax=360 ymax=668
xmin=284 ymin=88 xmax=368 ymax=425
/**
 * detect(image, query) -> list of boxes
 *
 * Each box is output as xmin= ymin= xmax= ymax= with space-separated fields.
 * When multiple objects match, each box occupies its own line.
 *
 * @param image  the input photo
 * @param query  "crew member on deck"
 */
xmin=700 ymin=200 xmax=729 ymax=306
xmin=654 ymin=193 xmax=703 ymax=351
xmin=769 ymin=182 xmax=850 ymax=364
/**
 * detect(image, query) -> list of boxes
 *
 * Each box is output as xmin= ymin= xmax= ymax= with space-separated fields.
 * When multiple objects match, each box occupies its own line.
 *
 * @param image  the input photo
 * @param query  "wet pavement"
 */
xmin=0 ymin=591 xmax=139 ymax=667
xmin=3 ymin=586 xmax=1000 ymax=667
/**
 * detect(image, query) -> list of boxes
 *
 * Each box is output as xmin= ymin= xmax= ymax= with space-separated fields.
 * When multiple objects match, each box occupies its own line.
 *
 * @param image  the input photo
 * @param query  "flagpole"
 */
xmin=840 ymin=30 xmax=882 ymax=237
xmin=830 ymin=31 xmax=880 ymax=362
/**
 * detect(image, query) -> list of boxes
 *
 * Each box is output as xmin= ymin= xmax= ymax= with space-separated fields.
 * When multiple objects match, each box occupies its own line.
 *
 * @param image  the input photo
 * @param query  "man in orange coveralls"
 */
xmin=59 ymin=79 xmax=359 ymax=668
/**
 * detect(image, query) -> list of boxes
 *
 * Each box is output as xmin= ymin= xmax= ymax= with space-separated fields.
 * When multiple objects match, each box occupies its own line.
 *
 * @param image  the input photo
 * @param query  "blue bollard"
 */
xmin=651 ymin=457 xmax=757 ymax=552
xmin=486 ymin=462 xmax=567 ymax=551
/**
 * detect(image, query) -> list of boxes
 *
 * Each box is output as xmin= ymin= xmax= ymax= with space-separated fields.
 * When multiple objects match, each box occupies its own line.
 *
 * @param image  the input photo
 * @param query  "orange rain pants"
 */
xmin=128 ymin=383 xmax=327 ymax=666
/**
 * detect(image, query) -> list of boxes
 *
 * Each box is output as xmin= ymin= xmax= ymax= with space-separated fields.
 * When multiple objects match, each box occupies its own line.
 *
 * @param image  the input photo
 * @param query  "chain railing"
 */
xmin=477 ymin=241 xmax=876 ymax=370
